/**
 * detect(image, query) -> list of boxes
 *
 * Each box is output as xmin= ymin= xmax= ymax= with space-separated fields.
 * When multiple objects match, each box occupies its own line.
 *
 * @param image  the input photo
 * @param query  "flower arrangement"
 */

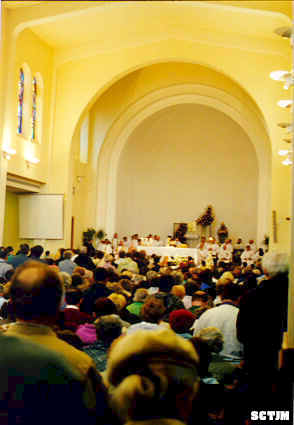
xmin=196 ymin=205 xmax=214 ymax=227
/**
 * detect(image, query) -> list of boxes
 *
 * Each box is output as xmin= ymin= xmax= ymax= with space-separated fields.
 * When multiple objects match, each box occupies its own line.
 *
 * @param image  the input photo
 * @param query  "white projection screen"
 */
xmin=19 ymin=194 xmax=64 ymax=239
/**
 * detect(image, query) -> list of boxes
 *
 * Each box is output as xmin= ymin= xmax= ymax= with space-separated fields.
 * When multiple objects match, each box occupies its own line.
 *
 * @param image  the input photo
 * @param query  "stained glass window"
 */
xmin=31 ymin=77 xmax=37 ymax=141
xmin=17 ymin=68 xmax=24 ymax=134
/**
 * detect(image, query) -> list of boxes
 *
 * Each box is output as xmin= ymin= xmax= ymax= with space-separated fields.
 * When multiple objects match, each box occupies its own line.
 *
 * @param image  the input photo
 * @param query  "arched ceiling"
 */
xmin=6 ymin=1 xmax=291 ymax=52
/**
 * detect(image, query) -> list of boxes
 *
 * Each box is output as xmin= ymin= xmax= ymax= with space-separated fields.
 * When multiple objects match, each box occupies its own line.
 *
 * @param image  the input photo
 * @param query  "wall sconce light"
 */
xmin=278 ymin=149 xmax=291 ymax=156
xmin=25 ymin=156 xmax=40 ymax=168
xmin=277 ymin=122 xmax=292 ymax=132
xmin=283 ymin=137 xmax=292 ymax=143
xmin=277 ymin=100 xmax=293 ymax=108
xmin=270 ymin=70 xmax=294 ymax=89
xmin=2 ymin=146 xmax=16 ymax=160
xmin=282 ymin=157 xmax=292 ymax=166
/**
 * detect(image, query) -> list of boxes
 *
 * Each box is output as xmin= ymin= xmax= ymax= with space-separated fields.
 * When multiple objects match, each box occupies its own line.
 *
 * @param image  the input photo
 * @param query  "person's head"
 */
xmin=106 ymin=328 xmax=200 ymax=423
xmin=119 ymin=251 xmax=126 ymax=259
xmin=190 ymin=328 xmax=223 ymax=378
xmin=0 ymin=248 xmax=8 ymax=261
xmin=191 ymin=291 xmax=209 ymax=307
xmin=71 ymin=274 xmax=83 ymax=288
xmin=108 ymin=293 xmax=127 ymax=312
xmin=93 ymin=297 xmax=117 ymax=317
xmin=221 ymin=282 xmax=241 ymax=302
xmin=220 ymin=271 xmax=234 ymax=282
xmin=232 ymin=266 xmax=241 ymax=277
xmin=94 ymin=267 xmax=109 ymax=283
xmin=171 ymin=285 xmax=186 ymax=299
xmin=169 ymin=309 xmax=196 ymax=334
xmin=10 ymin=261 xmax=63 ymax=323
xmin=95 ymin=315 xmax=122 ymax=346
xmin=216 ymin=276 xmax=233 ymax=297
xmin=185 ymin=280 xmax=200 ymax=296
xmin=63 ymin=250 xmax=72 ymax=260
xmin=19 ymin=244 xmax=30 ymax=255
xmin=80 ymin=246 xmax=88 ymax=255
xmin=141 ymin=295 xmax=165 ymax=323
xmin=133 ymin=288 xmax=149 ymax=303
xmin=95 ymin=250 xmax=105 ymax=260
xmin=73 ymin=267 xmax=85 ymax=277
xmin=262 ymin=252 xmax=289 ymax=277
xmin=158 ymin=274 xmax=175 ymax=293
xmin=30 ymin=245 xmax=44 ymax=259
xmin=66 ymin=289 xmax=82 ymax=306
xmin=194 ymin=327 xmax=224 ymax=354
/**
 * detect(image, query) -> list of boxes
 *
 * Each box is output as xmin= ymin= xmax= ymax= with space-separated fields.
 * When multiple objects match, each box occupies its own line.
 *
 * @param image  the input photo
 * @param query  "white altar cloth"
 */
xmin=137 ymin=246 xmax=197 ymax=262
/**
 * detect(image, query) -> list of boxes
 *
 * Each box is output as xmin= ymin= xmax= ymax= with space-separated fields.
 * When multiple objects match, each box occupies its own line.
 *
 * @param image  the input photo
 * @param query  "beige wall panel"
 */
xmin=116 ymin=104 xmax=258 ymax=242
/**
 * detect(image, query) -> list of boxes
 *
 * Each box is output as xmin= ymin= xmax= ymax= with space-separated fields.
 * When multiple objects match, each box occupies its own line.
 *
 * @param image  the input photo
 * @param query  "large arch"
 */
xmin=93 ymin=83 xmax=271 ymax=244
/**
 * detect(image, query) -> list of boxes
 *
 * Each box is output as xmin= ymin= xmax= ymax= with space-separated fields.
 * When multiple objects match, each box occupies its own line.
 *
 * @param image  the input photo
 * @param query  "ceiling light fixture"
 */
xmin=277 ymin=100 xmax=293 ymax=108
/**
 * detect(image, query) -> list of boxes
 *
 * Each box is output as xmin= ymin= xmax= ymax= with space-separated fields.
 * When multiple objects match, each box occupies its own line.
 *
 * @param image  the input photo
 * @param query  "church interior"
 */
xmin=0 ymin=1 xmax=293 ymax=421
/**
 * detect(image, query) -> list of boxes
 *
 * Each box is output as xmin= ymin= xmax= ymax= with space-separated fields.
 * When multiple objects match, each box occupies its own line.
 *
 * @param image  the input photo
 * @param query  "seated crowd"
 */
xmin=0 ymin=241 xmax=291 ymax=424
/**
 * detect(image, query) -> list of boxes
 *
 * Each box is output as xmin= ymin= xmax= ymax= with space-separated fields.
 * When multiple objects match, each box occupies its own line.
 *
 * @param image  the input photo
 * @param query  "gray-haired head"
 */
xmin=195 ymin=327 xmax=224 ymax=353
xmin=133 ymin=288 xmax=149 ymax=303
xmin=262 ymin=251 xmax=289 ymax=277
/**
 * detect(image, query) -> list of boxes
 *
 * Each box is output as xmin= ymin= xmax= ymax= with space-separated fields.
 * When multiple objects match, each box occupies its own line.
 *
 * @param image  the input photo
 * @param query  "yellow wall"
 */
xmin=4 ymin=28 xmax=53 ymax=183
xmin=50 ymin=34 xmax=290 ymax=250
xmin=3 ymin=191 xmax=19 ymax=248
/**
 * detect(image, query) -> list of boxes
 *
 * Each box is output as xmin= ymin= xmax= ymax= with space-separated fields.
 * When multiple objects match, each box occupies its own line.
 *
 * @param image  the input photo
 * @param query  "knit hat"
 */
xmin=106 ymin=328 xmax=199 ymax=387
xmin=169 ymin=309 xmax=196 ymax=333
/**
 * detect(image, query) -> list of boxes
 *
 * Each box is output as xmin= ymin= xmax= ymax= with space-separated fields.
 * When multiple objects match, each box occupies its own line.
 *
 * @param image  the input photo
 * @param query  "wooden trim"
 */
xmin=7 ymin=172 xmax=45 ymax=185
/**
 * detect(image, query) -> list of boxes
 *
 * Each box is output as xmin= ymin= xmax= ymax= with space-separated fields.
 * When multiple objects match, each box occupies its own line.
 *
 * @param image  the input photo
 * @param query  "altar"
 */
xmin=137 ymin=246 xmax=198 ymax=262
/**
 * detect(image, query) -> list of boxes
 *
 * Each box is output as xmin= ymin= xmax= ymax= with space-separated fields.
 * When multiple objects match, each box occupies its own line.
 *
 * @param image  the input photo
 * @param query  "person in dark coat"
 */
xmin=0 ymin=334 xmax=101 ymax=425
xmin=7 ymin=244 xmax=30 ymax=269
xmin=74 ymin=246 xmax=96 ymax=271
xmin=80 ymin=268 xmax=112 ymax=314
xmin=237 ymin=251 xmax=289 ymax=410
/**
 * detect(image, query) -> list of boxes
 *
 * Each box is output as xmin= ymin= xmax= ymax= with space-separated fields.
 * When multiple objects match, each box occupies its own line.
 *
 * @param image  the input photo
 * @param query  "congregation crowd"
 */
xmin=0 ymin=237 xmax=292 ymax=425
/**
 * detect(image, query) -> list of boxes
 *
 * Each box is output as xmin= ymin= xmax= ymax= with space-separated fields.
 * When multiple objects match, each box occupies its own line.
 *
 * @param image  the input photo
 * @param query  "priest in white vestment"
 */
xmin=241 ymin=245 xmax=256 ymax=265
xmin=218 ymin=245 xmax=232 ymax=264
